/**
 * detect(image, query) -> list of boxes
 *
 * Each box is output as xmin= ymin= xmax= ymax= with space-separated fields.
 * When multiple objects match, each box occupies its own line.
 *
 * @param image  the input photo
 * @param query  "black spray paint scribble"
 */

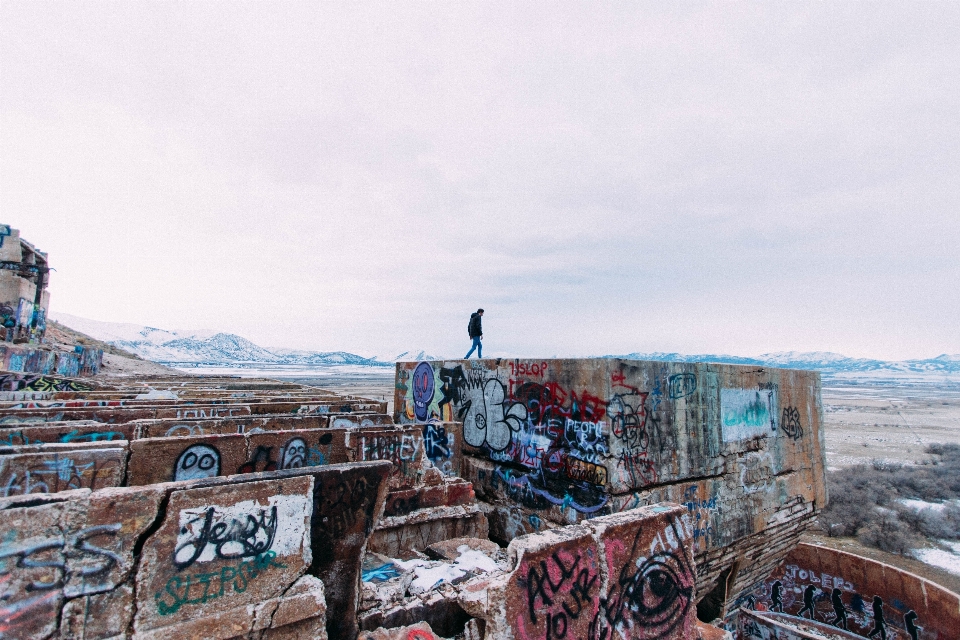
xmin=173 ymin=505 xmax=278 ymax=570
xmin=780 ymin=406 xmax=803 ymax=440
xmin=522 ymin=549 xmax=599 ymax=638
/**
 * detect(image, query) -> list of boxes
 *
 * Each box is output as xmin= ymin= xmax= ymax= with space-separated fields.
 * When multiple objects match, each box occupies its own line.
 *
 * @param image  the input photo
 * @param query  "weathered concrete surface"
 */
xmin=0 ymin=420 xmax=134 ymax=445
xmin=134 ymin=474 xmax=316 ymax=639
xmin=0 ymin=445 xmax=126 ymax=496
xmin=307 ymin=462 xmax=392 ymax=640
xmin=0 ymin=402 xmax=253 ymax=424
xmin=0 ymin=485 xmax=167 ymax=640
xmin=455 ymin=503 xmax=697 ymax=640
xmin=736 ymin=542 xmax=960 ymax=640
xmin=369 ymin=503 xmax=489 ymax=559
xmin=0 ymin=345 xmax=103 ymax=376
xmin=396 ymin=358 xmax=826 ymax=610
xmin=737 ymin=608 xmax=861 ymax=639
xmin=0 ymin=461 xmax=390 ymax=640
xmin=127 ymin=433 xmax=248 ymax=485
xmin=346 ymin=423 xmax=462 ymax=490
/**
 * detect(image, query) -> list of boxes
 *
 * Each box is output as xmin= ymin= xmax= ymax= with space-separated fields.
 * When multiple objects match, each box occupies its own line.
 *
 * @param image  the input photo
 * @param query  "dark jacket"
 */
xmin=468 ymin=313 xmax=483 ymax=338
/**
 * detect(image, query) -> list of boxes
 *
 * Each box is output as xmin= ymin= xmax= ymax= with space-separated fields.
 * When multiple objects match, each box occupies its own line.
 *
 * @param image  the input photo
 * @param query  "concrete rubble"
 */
xmin=3 ymin=359 xmax=951 ymax=639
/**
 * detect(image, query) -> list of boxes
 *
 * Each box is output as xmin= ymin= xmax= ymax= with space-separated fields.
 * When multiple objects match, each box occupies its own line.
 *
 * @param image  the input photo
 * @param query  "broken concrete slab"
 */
xmin=0 ymin=461 xmax=390 ymax=640
xmin=370 ymin=503 xmax=489 ymax=559
xmin=424 ymin=537 xmax=500 ymax=563
xmin=454 ymin=503 xmax=697 ymax=640
xmin=0 ymin=446 xmax=127 ymax=497
xmin=134 ymin=474 xmax=315 ymax=639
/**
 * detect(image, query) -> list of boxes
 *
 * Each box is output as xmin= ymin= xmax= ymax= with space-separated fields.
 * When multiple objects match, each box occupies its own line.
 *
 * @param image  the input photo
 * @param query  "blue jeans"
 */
xmin=465 ymin=336 xmax=482 ymax=359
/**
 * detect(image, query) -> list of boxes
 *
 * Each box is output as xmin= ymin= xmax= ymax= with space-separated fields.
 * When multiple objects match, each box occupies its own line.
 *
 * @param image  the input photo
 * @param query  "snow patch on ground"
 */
xmin=394 ymin=545 xmax=499 ymax=594
xmin=913 ymin=544 xmax=960 ymax=577
xmin=900 ymin=499 xmax=950 ymax=512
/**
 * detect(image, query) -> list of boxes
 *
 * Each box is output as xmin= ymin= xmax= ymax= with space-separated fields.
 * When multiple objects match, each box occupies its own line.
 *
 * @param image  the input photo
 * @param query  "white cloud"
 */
xmin=2 ymin=2 xmax=958 ymax=360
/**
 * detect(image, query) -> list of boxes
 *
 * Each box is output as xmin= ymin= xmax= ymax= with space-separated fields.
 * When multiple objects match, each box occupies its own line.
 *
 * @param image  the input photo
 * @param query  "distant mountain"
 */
xmin=48 ymin=312 xmax=960 ymax=379
xmin=392 ymin=350 xmax=442 ymax=362
xmin=50 ymin=313 xmax=392 ymax=367
xmin=601 ymin=351 xmax=960 ymax=376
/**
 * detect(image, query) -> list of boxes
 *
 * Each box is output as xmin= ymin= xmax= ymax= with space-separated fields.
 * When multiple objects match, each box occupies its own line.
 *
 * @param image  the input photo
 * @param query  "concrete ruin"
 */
xmin=395 ymin=358 xmax=826 ymax=622
xmin=0 ymin=359 xmax=954 ymax=640
xmin=0 ymin=225 xmax=49 ymax=345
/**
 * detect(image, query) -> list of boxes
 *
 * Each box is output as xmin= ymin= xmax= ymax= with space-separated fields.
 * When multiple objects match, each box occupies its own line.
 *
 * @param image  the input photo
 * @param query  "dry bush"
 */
xmin=817 ymin=444 xmax=960 ymax=553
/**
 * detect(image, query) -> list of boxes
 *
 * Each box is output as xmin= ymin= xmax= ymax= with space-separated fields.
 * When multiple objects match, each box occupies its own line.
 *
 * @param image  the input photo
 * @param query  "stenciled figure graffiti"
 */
xmin=829 ymin=588 xmax=848 ymax=630
xmin=867 ymin=596 xmax=887 ymax=640
xmin=770 ymin=580 xmax=784 ymax=612
xmin=465 ymin=308 xmax=483 ymax=359
xmin=796 ymin=584 xmax=817 ymax=619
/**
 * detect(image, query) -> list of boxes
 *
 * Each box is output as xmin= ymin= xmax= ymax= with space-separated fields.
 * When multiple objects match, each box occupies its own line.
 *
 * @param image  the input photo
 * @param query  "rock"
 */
xmin=424 ymin=537 xmax=499 ymax=562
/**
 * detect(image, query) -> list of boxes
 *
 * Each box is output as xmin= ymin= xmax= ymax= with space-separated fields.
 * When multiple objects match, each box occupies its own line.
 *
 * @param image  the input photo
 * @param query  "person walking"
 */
xmin=465 ymin=309 xmax=484 ymax=359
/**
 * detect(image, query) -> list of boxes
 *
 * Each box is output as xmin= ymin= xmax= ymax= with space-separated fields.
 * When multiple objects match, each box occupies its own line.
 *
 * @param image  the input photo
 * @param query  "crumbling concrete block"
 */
xmin=455 ymin=503 xmax=697 ymax=640
xmin=736 ymin=541 xmax=960 ymax=640
xmin=369 ymin=504 xmax=489 ymax=559
xmin=133 ymin=474 xmax=316 ymax=639
xmin=0 ymin=461 xmax=390 ymax=640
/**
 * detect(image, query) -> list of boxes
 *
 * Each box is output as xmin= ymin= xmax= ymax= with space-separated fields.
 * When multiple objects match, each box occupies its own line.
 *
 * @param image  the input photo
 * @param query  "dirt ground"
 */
xmin=822 ymin=383 xmax=960 ymax=469
xmin=289 ymin=374 xmax=395 ymax=409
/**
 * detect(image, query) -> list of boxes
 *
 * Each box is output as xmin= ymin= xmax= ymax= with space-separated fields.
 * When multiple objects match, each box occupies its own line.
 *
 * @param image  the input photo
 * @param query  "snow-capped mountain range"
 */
xmin=50 ymin=312 xmax=960 ymax=379
xmin=51 ymin=312 xmax=395 ymax=367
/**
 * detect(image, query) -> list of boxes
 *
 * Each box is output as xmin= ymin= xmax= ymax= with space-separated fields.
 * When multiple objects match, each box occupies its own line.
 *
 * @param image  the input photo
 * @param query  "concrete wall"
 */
xmin=736 ymin=542 xmax=960 ymax=640
xmin=0 ymin=461 xmax=391 ymax=640
xmin=0 ymin=345 xmax=103 ymax=377
xmin=395 ymin=358 xmax=826 ymax=610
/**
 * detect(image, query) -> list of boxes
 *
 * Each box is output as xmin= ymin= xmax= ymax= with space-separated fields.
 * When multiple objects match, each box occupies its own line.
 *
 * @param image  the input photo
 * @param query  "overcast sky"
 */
xmin=2 ymin=2 xmax=958 ymax=360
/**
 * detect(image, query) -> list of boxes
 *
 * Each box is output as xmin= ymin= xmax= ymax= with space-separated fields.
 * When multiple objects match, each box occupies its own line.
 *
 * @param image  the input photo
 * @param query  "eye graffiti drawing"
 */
xmin=173 ymin=444 xmax=221 ymax=481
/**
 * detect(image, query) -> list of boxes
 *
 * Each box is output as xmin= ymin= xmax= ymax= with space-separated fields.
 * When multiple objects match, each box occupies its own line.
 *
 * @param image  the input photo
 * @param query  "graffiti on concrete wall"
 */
xmin=591 ymin=520 xmax=696 ymax=639
xmin=0 ymin=453 xmax=123 ymax=497
xmin=172 ymin=495 xmax=309 ymax=570
xmin=399 ymin=361 xmax=674 ymax=515
xmin=721 ymin=389 xmax=776 ymax=441
xmin=0 ymin=373 xmax=92 ymax=392
xmin=740 ymin=546 xmax=946 ymax=640
xmin=174 ymin=444 xmax=221 ymax=481
xmin=0 ymin=522 xmax=124 ymax=636
xmin=780 ymin=406 xmax=804 ymax=441
xmin=422 ymin=422 xmax=456 ymax=475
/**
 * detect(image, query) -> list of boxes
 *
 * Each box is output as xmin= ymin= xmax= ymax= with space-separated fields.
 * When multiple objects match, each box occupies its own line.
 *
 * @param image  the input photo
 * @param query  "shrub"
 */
xmin=817 ymin=443 xmax=960 ymax=553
